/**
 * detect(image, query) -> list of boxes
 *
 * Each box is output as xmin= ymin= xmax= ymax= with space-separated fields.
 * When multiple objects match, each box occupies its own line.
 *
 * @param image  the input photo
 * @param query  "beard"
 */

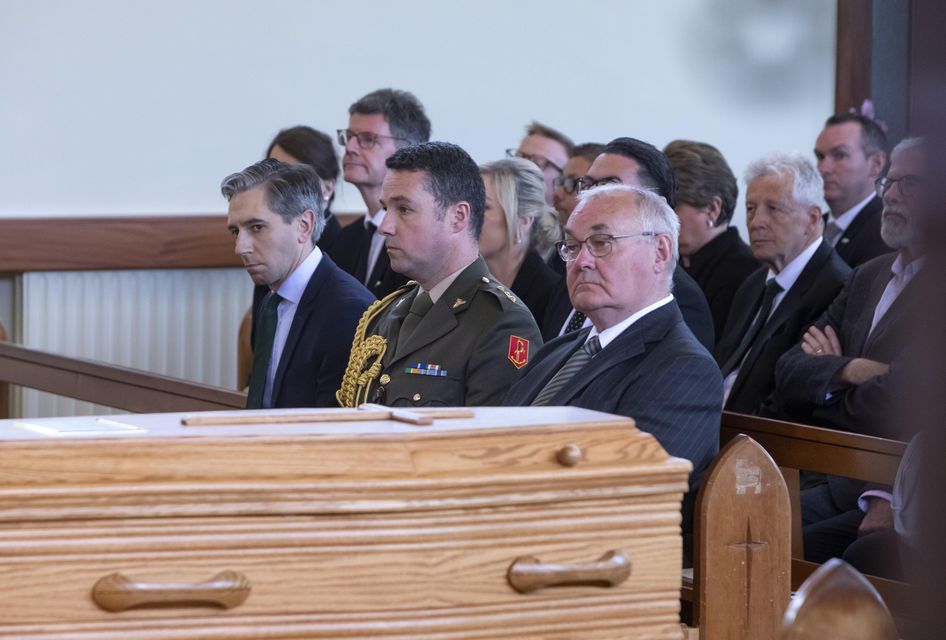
xmin=880 ymin=208 xmax=916 ymax=250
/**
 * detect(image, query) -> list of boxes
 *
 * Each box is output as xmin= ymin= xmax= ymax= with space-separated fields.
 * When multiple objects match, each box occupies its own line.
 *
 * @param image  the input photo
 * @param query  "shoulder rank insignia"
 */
xmin=508 ymin=335 xmax=530 ymax=369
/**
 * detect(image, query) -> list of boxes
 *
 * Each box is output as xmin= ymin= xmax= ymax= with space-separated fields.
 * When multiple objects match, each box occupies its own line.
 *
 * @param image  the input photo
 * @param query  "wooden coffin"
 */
xmin=0 ymin=406 xmax=691 ymax=639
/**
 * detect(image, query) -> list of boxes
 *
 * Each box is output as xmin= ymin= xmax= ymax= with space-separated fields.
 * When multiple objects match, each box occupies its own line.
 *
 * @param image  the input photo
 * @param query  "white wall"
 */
xmin=0 ymin=0 xmax=835 ymax=226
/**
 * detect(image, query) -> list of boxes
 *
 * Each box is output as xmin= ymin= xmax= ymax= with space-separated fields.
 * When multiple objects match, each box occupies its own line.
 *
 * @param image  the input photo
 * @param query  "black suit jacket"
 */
xmin=254 ymin=255 xmax=375 ymax=408
xmin=511 ymin=250 xmax=561 ymax=330
xmin=329 ymin=215 xmax=409 ymax=299
xmin=504 ymin=301 xmax=721 ymax=545
xmin=775 ymin=252 xmax=913 ymax=437
xmin=716 ymin=240 xmax=852 ymax=415
xmin=541 ymin=264 xmax=715 ymax=352
xmin=506 ymin=301 xmax=721 ymax=488
xmin=684 ymin=227 xmax=761 ymax=343
xmin=832 ymin=196 xmax=891 ymax=268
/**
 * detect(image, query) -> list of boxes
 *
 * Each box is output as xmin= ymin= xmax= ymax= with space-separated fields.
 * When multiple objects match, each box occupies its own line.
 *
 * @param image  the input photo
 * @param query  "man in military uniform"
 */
xmin=337 ymin=142 xmax=542 ymax=408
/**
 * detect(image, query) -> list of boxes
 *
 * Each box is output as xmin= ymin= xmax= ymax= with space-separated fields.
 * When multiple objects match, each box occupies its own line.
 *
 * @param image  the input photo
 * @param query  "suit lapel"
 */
xmin=731 ymin=243 xmax=830 ymax=394
xmin=271 ymin=257 xmax=329 ymax=402
xmin=553 ymin=303 xmax=677 ymax=405
xmin=863 ymin=259 xmax=920 ymax=352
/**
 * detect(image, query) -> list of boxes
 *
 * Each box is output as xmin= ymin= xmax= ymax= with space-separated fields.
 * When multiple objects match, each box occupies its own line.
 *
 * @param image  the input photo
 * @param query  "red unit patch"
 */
xmin=508 ymin=335 xmax=530 ymax=369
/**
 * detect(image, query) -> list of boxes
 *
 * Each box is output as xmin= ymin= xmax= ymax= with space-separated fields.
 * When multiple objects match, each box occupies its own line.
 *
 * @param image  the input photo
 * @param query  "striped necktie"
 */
xmin=531 ymin=336 xmax=601 ymax=406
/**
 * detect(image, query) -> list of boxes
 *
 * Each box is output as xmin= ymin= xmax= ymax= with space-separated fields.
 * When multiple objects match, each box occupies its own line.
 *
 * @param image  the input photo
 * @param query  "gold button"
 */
xmin=412 ymin=393 xmax=422 ymax=402
xmin=379 ymin=374 xmax=391 ymax=385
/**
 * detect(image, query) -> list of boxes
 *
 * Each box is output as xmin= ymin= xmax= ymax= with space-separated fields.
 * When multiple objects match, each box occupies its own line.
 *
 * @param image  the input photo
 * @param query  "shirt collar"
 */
xmin=588 ymin=295 xmax=674 ymax=350
xmin=422 ymin=260 xmax=475 ymax=304
xmin=275 ymin=246 xmax=322 ymax=305
xmin=892 ymin=253 xmax=925 ymax=281
xmin=770 ymin=237 xmax=822 ymax=292
xmin=365 ymin=207 xmax=386 ymax=229
xmin=828 ymin=192 xmax=875 ymax=231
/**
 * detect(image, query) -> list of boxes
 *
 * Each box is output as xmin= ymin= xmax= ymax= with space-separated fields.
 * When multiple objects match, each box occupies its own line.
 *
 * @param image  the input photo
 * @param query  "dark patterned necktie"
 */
xmin=721 ymin=279 xmax=783 ymax=376
xmin=531 ymin=336 xmax=601 ymax=406
xmin=824 ymin=220 xmax=843 ymax=245
xmin=246 ymin=291 xmax=281 ymax=409
xmin=563 ymin=309 xmax=587 ymax=335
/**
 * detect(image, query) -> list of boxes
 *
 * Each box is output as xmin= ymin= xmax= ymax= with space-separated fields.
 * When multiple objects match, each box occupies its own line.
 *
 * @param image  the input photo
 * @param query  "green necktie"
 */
xmin=397 ymin=291 xmax=433 ymax=345
xmin=246 ymin=292 xmax=281 ymax=409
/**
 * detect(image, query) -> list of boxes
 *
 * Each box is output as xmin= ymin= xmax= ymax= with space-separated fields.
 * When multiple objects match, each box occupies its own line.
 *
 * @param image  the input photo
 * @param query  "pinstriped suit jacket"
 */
xmin=504 ymin=300 xmax=722 ymax=492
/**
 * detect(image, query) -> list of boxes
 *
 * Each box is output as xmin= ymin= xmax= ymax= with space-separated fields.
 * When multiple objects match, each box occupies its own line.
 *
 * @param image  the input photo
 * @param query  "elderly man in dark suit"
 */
xmin=504 ymin=184 xmax=722 ymax=545
xmin=223 ymin=159 xmax=375 ymax=409
xmin=815 ymin=112 xmax=891 ymax=267
xmin=715 ymin=152 xmax=851 ymax=415
xmin=775 ymin=138 xmax=926 ymax=563
xmin=541 ymin=137 xmax=715 ymax=352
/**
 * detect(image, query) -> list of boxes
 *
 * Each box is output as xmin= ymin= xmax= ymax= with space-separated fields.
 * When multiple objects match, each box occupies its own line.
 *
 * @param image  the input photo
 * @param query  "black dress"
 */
xmin=510 ymin=250 xmax=561 ymax=330
xmin=683 ymin=227 xmax=760 ymax=342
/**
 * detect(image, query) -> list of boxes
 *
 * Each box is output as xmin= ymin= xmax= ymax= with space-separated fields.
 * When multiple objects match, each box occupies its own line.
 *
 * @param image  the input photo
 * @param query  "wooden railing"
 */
xmin=0 ymin=341 xmax=245 ymax=416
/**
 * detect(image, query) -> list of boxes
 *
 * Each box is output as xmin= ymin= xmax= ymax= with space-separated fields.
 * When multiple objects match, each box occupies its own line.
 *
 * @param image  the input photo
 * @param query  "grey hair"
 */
xmin=744 ymin=151 xmax=824 ymax=210
xmin=891 ymin=136 xmax=925 ymax=157
xmin=221 ymin=158 xmax=326 ymax=245
xmin=480 ymin=157 xmax=561 ymax=255
xmin=574 ymin=183 xmax=680 ymax=289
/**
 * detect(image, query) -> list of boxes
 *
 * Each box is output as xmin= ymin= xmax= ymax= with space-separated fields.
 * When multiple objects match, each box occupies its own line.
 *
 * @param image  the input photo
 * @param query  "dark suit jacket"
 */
xmin=329 ymin=215 xmax=409 ymax=299
xmin=255 ymin=255 xmax=375 ymax=408
xmin=541 ymin=264 xmax=715 ymax=352
xmin=504 ymin=301 xmax=722 ymax=544
xmin=716 ymin=240 xmax=852 ymax=415
xmin=684 ymin=227 xmax=760 ymax=343
xmin=775 ymin=252 xmax=913 ymax=437
xmin=511 ymin=250 xmax=561 ymax=330
xmin=318 ymin=212 xmax=342 ymax=256
xmin=832 ymin=196 xmax=891 ymax=268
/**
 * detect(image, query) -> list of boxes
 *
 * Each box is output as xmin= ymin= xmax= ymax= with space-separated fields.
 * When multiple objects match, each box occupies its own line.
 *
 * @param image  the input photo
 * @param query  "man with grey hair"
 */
xmin=331 ymin=88 xmax=431 ymax=298
xmin=504 ymin=184 xmax=722 ymax=548
xmin=774 ymin=138 xmax=926 ymax=563
xmin=715 ymin=151 xmax=851 ymax=415
xmin=223 ymin=158 xmax=375 ymax=409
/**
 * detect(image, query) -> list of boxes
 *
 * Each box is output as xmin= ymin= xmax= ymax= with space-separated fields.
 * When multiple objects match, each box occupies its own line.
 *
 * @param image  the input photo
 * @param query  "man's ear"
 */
xmin=654 ymin=233 xmax=673 ymax=272
xmin=867 ymin=150 xmax=887 ymax=180
xmin=297 ymin=209 xmax=316 ymax=243
xmin=450 ymin=201 xmax=472 ymax=234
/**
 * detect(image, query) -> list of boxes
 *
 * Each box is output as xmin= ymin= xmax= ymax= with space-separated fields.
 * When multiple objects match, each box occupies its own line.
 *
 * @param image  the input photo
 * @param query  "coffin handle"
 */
xmin=507 ymin=549 xmax=631 ymax=593
xmin=92 ymin=570 xmax=250 ymax=612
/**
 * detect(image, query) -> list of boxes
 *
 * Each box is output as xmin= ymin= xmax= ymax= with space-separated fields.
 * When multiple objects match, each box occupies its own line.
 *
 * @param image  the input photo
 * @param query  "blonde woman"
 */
xmin=479 ymin=157 xmax=561 ymax=326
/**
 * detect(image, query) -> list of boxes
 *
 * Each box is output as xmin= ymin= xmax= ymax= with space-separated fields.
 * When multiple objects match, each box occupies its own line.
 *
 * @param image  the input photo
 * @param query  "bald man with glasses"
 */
xmin=330 ymin=88 xmax=430 ymax=298
xmin=504 ymin=184 xmax=722 ymax=554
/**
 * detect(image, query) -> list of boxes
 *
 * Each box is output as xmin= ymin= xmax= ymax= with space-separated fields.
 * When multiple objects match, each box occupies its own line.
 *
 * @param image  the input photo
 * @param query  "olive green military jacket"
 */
xmin=352 ymin=257 xmax=542 ymax=407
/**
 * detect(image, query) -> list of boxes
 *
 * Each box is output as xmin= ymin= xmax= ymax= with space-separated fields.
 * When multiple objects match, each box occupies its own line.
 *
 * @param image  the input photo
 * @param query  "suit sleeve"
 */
xmin=312 ymin=287 xmax=374 ymax=407
xmin=464 ymin=302 xmax=543 ymax=406
xmin=774 ymin=277 xmax=854 ymax=413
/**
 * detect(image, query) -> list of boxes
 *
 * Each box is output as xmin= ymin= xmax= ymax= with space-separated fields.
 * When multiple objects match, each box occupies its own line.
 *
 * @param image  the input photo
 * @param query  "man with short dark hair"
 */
xmin=542 ymin=137 xmax=715 ymax=350
xmin=337 ymin=142 xmax=541 ymax=408
xmin=547 ymin=143 xmax=604 ymax=277
xmin=223 ymin=159 xmax=375 ymax=409
xmin=815 ymin=112 xmax=891 ymax=267
xmin=510 ymin=121 xmax=573 ymax=206
xmin=715 ymin=152 xmax=851 ymax=415
xmin=331 ymin=88 xmax=431 ymax=297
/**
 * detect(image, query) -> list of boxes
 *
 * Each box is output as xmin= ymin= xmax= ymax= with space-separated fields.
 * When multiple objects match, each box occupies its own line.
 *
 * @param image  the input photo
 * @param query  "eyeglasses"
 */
xmin=505 ymin=148 xmax=564 ymax=174
xmin=875 ymin=174 xmax=925 ymax=199
xmin=337 ymin=129 xmax=409 ymax=149
xmin=576 ymin=176 xmax=622 ymax=193
xmin=552 ymin=175 xmax=582 ymax=194
xmin=556 ymin=232 xmax=658 ymax=261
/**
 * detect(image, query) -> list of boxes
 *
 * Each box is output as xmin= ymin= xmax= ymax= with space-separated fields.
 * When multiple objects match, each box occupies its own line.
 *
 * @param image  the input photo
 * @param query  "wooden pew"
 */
xmin=687 ymin=434 xmax=792 ymax=639
xmin=718 ymin=411 xmax=910 ymax=622
xmin=782 ymin=558 xmax=898 ymax=640
xmin=0 ymin=341 xmax=245 ymax=415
